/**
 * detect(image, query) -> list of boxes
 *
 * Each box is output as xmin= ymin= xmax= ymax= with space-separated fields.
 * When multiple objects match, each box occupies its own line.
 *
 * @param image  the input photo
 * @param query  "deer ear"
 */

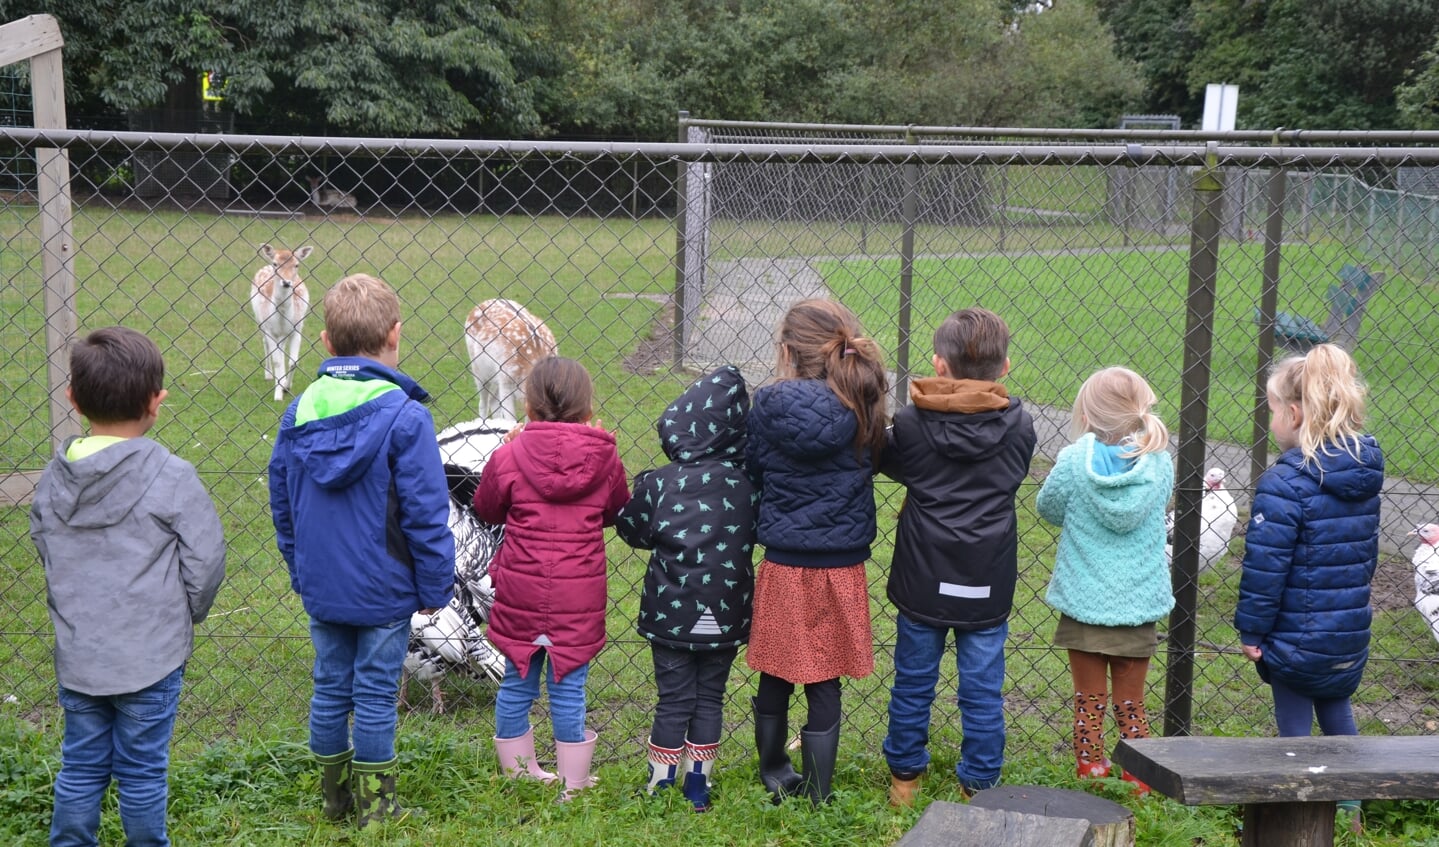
xmin=258 ymin=243 xmax=274 ymax=261
xmin=294 ymin=246 xmax=314 ymax=261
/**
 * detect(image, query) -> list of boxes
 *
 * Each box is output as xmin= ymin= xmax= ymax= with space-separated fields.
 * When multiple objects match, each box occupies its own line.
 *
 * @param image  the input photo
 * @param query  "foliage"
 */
xmin=1095 ymin=0 xmax=1201 ymax=124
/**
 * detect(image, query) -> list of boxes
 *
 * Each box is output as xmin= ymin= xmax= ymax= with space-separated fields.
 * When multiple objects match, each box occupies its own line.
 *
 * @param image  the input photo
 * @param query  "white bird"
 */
xmin=1166 ymin=468 xmax=1240 ymax=571
xmin=1410 ymin=523 xmax=1439 ymax=644
xmin=400 ymin=419 xmax=510 ymax=714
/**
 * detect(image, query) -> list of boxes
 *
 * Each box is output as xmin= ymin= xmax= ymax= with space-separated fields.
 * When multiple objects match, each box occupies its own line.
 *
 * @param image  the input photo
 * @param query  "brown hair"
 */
xmin=1070 ymin=366 xmax=1169 ymax=457
xmin=933 ymin=307 xmax=1010 ymax=380
xmin=69 ymin=326 xmax=165 ymax=424
xmin=322 ymin=273 xmax=400 ymax=356
xmin=1267 ymin=343 xmax=1367 ymax=464
xmin=776 ymin=298 xmax=888 ymax=460
xmin=525 ymin=356 xmax=594 ymax=423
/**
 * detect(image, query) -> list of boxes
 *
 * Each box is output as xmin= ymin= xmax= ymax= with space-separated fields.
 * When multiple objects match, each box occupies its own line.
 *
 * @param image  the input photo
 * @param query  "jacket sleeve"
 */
xmin=267 ymin=405 xmax=298 ymax=589
xmin=170 ymin=461 xmax=227 ymax=623
xmin=601 ymin=453 xmax=631 ymax=528
xmin=391 ymin=404 xmax=456 ymax=611
xmin=473 ymin=445 xmax=512 ymax=525
xmin=1234 ymin=469 xmax=1300 ymax=644
xmin=1035 ymin=447 xmax=1073 ymax=527
xmin=878 ymin=420 xmax=906 ymax=483
xmin=614 ymin=469 xmax=659 ymax=549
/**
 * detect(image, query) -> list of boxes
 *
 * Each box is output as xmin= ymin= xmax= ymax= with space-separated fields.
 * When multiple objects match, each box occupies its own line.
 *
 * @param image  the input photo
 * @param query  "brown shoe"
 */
xmin=889 ymin=772 xmax=921 ymax=807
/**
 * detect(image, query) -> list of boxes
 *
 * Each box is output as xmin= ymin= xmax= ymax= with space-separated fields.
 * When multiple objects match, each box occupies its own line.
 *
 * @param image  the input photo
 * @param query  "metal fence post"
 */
xmin=673 ymin=110 xmax=690 ymax=368
xmin=1251 ymin=156 xmax=1287 ymax=488
xmin=1164 ymin=141 xmax=1224 ymax=738
xmin=896 ymin=128 xmax=919 ymax=406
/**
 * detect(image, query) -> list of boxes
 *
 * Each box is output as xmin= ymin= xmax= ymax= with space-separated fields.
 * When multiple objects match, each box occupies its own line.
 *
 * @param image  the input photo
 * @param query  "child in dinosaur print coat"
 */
xmin=616 ymin=365 xmax=758 ymax=812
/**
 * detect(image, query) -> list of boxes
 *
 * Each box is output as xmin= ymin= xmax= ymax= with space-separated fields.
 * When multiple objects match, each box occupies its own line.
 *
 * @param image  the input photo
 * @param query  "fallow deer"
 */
xmin=307 ymin=176 xmax=357 ymax=212
xmin=250 ymin=243 xmax=313 ymax=402
xmin=463 ymin=299 xmax=559 ymax=421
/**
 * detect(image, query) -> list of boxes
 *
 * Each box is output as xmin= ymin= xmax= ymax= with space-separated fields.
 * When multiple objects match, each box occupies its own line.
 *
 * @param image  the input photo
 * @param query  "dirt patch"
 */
xmin=616 ymin=295 xmax=679 ymax=376
xmin=1372 ymin=552 xmax=1415 ymax=613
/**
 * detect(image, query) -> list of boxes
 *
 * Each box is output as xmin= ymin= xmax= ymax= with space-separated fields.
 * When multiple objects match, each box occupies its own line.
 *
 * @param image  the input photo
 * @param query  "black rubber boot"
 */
xmin=799 ymin=721 xmax=840 ymax=806
xmin=752 ymin=697 xmax=804 ymax=803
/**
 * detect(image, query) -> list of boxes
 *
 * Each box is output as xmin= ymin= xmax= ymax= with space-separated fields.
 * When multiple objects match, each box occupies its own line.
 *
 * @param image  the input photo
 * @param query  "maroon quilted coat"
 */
xmin=473 ymin=421 xmax=629 ymax=681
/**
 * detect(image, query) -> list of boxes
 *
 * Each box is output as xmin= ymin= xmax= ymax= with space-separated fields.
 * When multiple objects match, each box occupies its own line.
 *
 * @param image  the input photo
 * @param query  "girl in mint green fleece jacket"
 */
xmin=1037 ymin=367 xmax=1173 ymax=794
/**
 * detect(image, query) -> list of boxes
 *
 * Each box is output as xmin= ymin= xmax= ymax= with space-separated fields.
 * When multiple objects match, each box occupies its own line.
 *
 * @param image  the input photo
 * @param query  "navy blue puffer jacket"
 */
xmin=1234 ymin=435 xmax=1383 ymax=699
xmin=747 ymin=378 xmax=876 ymax=567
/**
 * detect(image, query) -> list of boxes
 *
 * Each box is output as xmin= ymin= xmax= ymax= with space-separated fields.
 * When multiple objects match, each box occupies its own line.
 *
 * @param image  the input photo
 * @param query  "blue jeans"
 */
xmin=51 ymin=664 xmax=184 ymax=847
xmin=883 ymin=614 xmax=1008 ymax=792
xmin=1272 ymin=680 xmax=1358 ymax=738
xmin=494 ymin=651 xmax=588 ymax=743
xmin=309 ymin=617 xmax=409 ymax=763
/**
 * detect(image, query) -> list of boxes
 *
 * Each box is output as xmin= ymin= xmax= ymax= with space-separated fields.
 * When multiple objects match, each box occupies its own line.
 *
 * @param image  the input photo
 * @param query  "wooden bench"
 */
xmin=1114 ymin=735 xmax=1439 ymax=847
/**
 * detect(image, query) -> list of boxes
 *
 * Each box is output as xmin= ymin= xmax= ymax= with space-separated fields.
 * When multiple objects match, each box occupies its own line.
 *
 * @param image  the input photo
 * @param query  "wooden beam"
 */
xmin=0 ymin=14 xmax=64 ymax=67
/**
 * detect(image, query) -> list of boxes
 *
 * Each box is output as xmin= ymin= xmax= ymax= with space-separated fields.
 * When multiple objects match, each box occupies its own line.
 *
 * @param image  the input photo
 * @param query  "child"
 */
xmin=881 ymin=308 xmax=1037 ymax=806
xmin=1036 ymin=366 xmax=1173 ymax=796
xmin=1234 ymin=343 xmax=1382 ymax=826
xmin=746 ymin=298 xmax=888 ymax=805
xmin=269 ymin=273 xmax=455 ymax=827
xmin=474 ymin=356 xmax=629 ymax=800
xmin=615 ymin=365 xmax=758 ymax=812
xmin=31 ymin=326 xmax=226 ymax=847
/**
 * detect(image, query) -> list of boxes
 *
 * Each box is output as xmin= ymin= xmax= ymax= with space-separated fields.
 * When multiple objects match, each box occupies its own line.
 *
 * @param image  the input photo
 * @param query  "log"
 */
xmin=893 ymin=800 xmax=1091 ymax=847
xmin=969 ymin=785 xmax=1136 ymax=847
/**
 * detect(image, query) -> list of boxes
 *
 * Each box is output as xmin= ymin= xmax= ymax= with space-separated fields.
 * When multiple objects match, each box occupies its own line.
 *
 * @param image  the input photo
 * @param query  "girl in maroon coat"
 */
xmin=474 ymin=356 xmax=630 ymax=800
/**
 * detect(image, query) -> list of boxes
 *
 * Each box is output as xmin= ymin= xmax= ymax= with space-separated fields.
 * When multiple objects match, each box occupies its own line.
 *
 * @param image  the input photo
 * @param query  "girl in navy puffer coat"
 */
xmin=1235 ymin=344 xmax=1383 ymax=749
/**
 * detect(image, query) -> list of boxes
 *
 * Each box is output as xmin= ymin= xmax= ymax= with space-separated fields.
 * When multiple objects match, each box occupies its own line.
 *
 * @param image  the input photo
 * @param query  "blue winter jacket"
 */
xmin=747 ymin=378 xmax=876 ymax=567
xmin=269 ymin=357 xmax=455 ymax=626
xmin=1234 ymin=436 xmax=1383 ymax=699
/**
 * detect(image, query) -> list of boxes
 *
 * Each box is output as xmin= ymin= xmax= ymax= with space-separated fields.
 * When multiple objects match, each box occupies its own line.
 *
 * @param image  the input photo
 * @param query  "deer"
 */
xmin=250 ymin=243 xmax=313 ymax=402
xmin=463 ymin=299 xmax=559 ymax=421
xmin=307 ymin=176 xmax=357 ymax=212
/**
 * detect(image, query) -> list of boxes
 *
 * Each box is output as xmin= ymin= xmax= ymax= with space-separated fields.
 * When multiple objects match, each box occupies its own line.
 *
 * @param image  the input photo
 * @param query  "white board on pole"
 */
xmin=1202 ymin=84 xmax=1239 ymax=132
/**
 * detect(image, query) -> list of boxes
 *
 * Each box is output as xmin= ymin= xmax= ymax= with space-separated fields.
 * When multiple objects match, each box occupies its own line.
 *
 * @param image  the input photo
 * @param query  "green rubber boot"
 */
xmin=352 ymin=757 xmax=420 ymax=828
xmin=315 ymin=749 xmax=354 ymax=822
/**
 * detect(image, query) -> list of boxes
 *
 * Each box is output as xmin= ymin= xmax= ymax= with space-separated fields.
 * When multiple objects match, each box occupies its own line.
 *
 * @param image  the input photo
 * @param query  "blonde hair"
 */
xmin=1267 ymin=343 xmax=1367 ymax=463
xmin=776 ymin=298 xmax=889 ymax=461
xmin=1071 ymin=366 xmax=1169 ymax=457
xmin=323 ymin=273 xmax=401 ymax=356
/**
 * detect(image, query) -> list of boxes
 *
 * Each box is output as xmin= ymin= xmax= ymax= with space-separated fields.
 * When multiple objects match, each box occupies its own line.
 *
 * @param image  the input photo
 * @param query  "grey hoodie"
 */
xmin=30 ymin=436 xmax=226 ymax=695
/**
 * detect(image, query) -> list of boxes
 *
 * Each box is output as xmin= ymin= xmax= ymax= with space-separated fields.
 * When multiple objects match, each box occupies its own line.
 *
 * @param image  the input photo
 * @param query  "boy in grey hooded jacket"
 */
xmin=30 ymin=326 xmax=226 ymax=847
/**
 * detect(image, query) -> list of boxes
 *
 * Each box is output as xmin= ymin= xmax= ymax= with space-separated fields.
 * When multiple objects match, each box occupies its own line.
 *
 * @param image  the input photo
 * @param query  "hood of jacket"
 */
xmin=282 ymin=357 xmax=430 ymax=490
xmin=511 ymin=421 xmax=622 ymax=502
xmin=750 ymin=378 xmax=857 ymax=461
xmin=909 ymin=377 xmax=1021 ymax=462
xmin=1276 ymin=435 xmax=1384 ymax=502
xmin=658 ymin=365 xmax=749 ymax=464
xmin=1072 ymin=433 xmax=1171 ymax=535
xmin=39 ymin=437 xmax=167 ymax=528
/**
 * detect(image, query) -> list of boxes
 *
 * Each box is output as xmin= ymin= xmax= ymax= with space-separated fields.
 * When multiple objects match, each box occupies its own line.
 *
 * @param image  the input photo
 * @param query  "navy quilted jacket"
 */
xmin=746 ymin=378 xmax=876 ymax=567
xmin=1234 ymin=436 xmax=1383 ymax=699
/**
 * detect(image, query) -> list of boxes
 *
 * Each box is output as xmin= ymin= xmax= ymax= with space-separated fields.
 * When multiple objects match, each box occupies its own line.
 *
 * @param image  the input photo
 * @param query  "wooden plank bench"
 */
xmin=1114 ymin=735 xmax=1439 ymax=847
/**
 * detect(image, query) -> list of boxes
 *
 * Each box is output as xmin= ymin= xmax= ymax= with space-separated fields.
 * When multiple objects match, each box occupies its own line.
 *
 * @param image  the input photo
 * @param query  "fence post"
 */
xmin=896 ymin=128 xmax=919 ymax=407
xmin=673 ymin=110 xmax=690 ymax=368
xmin=1251 ymin=153 xmax=1286 ymax=489
xmin=1164 ymin=142 xmax=1223 ymax=738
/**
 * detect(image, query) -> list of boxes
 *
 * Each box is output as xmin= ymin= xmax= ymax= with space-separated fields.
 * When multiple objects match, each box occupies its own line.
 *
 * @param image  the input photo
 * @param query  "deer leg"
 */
xmin=283 ymin=328 xmax=303 ymax=392
xmin=260 ymin=332 xmax=278 ymax=382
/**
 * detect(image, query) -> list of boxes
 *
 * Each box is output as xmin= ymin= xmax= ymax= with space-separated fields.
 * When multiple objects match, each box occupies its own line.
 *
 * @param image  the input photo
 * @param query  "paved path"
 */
xmin=686 ymin=254 xmax=1436 ymax=557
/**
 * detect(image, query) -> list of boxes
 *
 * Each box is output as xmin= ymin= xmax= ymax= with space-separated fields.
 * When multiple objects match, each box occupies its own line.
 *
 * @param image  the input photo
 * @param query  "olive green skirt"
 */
xmin=1053 ymin=614 xmax=1159 ymax=658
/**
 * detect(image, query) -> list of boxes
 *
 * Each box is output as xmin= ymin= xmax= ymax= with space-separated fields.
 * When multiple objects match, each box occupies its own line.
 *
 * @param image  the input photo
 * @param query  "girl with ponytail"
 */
xmin=1036 ymin=366 xmax=1174 ymax=795
xmin=745 ymin=298 xmax=888 ymax=806
xmin=1234 ymin=343 xmax=1382 ymax=827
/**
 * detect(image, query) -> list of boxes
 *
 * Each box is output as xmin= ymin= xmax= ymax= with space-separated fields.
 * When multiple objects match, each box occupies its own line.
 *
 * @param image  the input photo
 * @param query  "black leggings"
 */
xmin=755 ymin=672 xmax=841 ymax=731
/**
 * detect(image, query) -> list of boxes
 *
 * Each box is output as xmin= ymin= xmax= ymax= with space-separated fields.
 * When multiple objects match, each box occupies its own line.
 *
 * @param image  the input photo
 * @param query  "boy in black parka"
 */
xmin=880 ymin=308 xmax=1037 ymax=805
xmin=616 ymin=365 xmax=757 ymax=812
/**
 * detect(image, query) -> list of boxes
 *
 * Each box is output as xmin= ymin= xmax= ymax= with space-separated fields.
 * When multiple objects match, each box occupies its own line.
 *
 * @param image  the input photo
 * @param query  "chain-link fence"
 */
xmin=3 ymin=119 xmax=1438 ymax=768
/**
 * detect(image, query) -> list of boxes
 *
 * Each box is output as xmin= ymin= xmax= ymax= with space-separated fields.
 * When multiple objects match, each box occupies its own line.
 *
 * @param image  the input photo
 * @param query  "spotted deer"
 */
xmin=464 ymin=299 xmax=558 ymax=421
xmin=250 ymin=243 xmax=313 ymax=402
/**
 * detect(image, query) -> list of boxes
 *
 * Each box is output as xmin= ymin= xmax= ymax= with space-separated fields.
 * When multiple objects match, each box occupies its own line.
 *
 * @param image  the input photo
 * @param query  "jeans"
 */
xmin=494 ymin=650 xmax=589 ymax=743
xmin=309 ymin=617 xmax=409 ymax=763
xmin=650 ymin=645 xmax=738 ymax=749
xmin=1272 ymin=680 xmax=1358 ymax=737
xmin=883 ymin=614 xmax=1008 ymax=791
xmin=51 ymin=664 xmax=184 ymax=847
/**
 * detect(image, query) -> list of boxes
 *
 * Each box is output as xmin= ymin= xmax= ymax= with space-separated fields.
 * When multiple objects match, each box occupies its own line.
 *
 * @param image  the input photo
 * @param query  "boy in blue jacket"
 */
xmin=269 ymin=273 xmax=455 ymax=827
xmin=880 ymin=308 xmax=1036 ymax=805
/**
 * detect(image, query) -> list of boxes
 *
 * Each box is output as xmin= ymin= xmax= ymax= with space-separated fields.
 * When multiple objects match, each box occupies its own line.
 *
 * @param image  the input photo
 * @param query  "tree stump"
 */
xmin=893 ymin=800 xmax=1091 ymax=847
xmin=969 ymin=785 xmax=1136 ymax=847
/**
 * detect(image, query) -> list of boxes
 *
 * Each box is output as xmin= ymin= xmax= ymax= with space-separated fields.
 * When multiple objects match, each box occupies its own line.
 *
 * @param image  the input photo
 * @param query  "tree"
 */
xmin=1095 ymin=0 xmax=1201 ymax=123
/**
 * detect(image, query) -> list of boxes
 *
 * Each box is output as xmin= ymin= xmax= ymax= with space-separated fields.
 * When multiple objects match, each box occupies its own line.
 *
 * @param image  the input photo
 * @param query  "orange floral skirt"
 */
xmin=746 ymin=559 xmax=874 ymax=684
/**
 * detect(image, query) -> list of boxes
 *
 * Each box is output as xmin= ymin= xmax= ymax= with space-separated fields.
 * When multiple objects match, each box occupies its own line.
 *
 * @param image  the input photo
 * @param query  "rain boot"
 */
xmin=888 ymin=769 xmax=921 ymax=808
xmin=644 ymin=738 xmax=682 ymax=795
xmin=315 ymin=748 xmax=353 ymax=822
xmin=680 ymin=739 xmax=718 ymax=812
xmin=351 ymin=757 xmax=417 ymax=828
xmin=555 ymin=729 xmax=599 ymax=802
xmin=494 ymin=728 xmax=558 ymax=782
xmin=799 ymin=721 xmax=840 ymax=806
xmin=753 ymin=697 xmax=803 ymax=803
